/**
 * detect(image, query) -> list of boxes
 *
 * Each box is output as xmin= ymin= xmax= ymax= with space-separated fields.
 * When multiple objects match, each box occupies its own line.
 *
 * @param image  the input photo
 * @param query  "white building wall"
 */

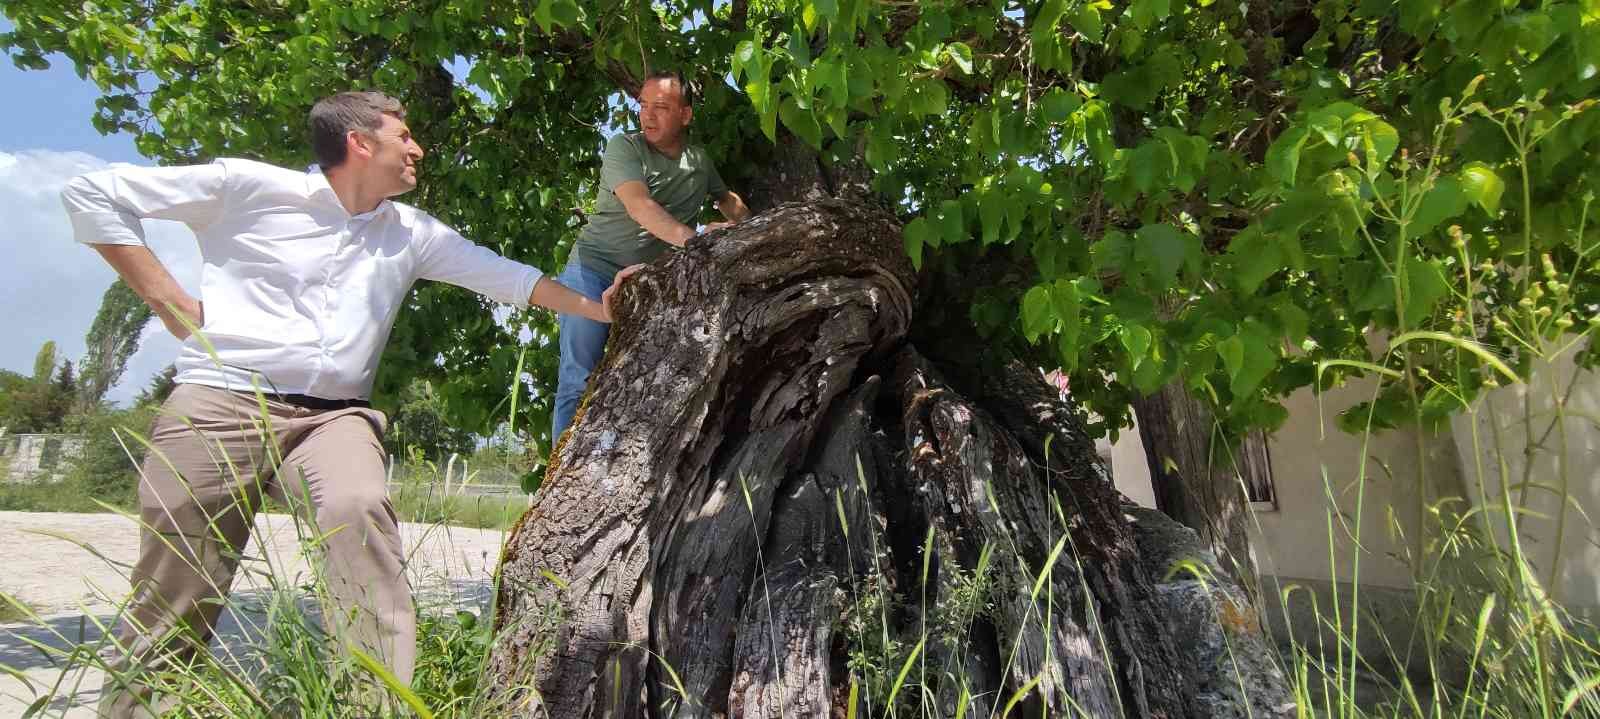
xmin=1450 ymin=350 xmax=1600 ymax=609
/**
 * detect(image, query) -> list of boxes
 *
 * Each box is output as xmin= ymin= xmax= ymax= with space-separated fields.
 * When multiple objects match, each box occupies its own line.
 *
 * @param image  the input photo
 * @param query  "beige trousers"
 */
xmin=98 ymin=384 xmax=414 ymax=717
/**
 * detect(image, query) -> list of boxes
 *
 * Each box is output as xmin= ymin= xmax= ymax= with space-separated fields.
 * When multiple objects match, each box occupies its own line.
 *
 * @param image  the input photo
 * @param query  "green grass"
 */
xmin=0 ymin=459 xmax=524 ymax=531
xmin=0 ymin=595 xmax=32 ymax=623
xmin=0 ymin=475 xmax=136 ymax=513
xmin=387 ymin=488 xmax=525 ymax=531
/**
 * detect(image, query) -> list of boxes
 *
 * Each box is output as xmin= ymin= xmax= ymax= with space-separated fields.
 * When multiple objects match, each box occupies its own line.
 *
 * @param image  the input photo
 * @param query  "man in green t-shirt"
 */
xmin=553 ymin=71 xmax=751 ymax=440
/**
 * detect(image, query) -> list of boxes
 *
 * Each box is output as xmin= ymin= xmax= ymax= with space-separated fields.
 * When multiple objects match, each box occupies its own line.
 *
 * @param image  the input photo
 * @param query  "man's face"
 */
xmin=638 ymin=78 xmax=692 ymax=149
xmin=353 ymin=113 xmax=424 ymax=197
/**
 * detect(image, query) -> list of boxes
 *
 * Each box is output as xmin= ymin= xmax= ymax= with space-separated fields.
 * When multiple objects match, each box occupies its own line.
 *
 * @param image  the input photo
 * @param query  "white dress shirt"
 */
xmin=61 ymin=158 xmax=544 ymax=400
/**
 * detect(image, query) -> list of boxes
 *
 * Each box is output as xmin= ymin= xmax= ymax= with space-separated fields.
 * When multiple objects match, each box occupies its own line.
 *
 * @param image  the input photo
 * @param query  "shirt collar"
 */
xmin=305 ymin=164 xmax=396 ymax=220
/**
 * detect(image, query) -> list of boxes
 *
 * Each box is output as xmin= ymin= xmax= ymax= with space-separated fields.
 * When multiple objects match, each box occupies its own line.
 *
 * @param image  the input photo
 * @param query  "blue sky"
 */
xmin=0 ymin=17 xmax=143 ymax=165
xmin=1 ymin=14 xmax=198 ymax=405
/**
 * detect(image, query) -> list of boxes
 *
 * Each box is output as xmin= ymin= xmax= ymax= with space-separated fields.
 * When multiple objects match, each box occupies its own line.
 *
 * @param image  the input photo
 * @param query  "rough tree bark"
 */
xmin=482 ymin=197 xmax=1292 ymax=718
xmin=1131 ymin=386 xmax=1269 ymax=589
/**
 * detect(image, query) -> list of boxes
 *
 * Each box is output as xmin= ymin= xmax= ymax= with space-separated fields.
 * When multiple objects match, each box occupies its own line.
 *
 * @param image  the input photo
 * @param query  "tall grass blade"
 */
xmin=1000 ymin=673 xmax=1044 ymax=718
xmin=350 ymin=646 xmax=435 ymax=719
xmin=886 ymin=636 xmax=925 ymax=708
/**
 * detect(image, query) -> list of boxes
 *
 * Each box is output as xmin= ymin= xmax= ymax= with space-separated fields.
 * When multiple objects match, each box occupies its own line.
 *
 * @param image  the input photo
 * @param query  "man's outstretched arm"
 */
xmin=529 ymin=275 xmax=611 ymax=323
xmin=417 ymin=218 xmax=630 ymax=323
xmin=613 ymin=180 xmax=697 ymax=247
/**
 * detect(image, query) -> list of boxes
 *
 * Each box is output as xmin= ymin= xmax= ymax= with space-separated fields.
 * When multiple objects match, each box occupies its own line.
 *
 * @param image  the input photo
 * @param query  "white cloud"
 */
xmin=0 ymin=149 xmax=201 ymax=406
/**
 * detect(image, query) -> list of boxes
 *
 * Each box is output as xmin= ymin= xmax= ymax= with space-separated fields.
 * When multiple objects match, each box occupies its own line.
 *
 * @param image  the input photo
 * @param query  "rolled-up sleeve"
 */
xmin=59 ymin=162 xmax=229 ymax=246
xmin=415 ymin=217 xmax=544 ymax=307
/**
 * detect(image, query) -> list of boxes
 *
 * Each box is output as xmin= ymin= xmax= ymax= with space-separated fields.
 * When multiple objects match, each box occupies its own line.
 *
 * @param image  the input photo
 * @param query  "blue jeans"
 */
xmin=553 ymin=262 xmax=616 ymax=442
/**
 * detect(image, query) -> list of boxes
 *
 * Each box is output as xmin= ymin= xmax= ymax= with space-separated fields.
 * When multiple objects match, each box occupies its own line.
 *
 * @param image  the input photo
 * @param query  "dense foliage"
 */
xmin=4 ymin=0 xmax=1595 ymax=447
xmin=384 ymin=378 xmax=478 ymax=461
xmin=1 ymin=342 xmax=73 ymax=432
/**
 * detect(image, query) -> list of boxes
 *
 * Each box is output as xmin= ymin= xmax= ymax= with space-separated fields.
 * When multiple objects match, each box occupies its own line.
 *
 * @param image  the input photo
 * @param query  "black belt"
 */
xmin=235 ymin=390 xmax=370 ymax=411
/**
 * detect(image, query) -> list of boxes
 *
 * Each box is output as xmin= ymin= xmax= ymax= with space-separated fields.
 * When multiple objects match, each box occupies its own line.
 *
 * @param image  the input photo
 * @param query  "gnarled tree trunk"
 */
xmin=1131 ymin=385 xmax=1269 ymax=589
xmin=483 ymin=199 xmax=1292 ymax=718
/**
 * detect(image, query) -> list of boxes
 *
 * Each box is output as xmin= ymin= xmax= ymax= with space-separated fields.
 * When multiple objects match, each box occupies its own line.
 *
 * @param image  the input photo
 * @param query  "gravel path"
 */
xmin=0 ymin=511 xmax=506 ymax=717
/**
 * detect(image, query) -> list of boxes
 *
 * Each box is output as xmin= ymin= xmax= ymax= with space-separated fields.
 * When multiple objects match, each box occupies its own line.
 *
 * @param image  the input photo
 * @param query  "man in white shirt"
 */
xmin=61 ymin=91 xmax=617 ymax=716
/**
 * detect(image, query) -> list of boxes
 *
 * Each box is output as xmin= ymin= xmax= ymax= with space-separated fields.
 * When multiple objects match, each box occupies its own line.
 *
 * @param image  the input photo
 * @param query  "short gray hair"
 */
xmin=641 ymin=71 xmax=695 ymax=107
xmin=309 ymin=91 xmax=406 ymax=169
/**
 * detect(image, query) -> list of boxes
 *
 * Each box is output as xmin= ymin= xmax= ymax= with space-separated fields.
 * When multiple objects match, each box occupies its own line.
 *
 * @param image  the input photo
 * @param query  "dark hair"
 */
xmin=308 ymin=91 xmax=406 ymax=169
xmin=640 ymin=71 xmax=696 ymax=108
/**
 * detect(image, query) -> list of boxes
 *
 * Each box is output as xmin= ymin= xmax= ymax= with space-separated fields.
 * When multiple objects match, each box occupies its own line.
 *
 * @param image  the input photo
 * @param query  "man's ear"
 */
xmin=682 ymin=105 xmax=693 ymax=127
xmin=345 ymin=130 xmax=374 ymax=161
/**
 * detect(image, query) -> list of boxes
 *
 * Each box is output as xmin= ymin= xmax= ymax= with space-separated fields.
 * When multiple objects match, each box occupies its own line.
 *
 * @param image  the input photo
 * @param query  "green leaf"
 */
xmin=1459 ymin=161 xmax=1505 ymax=215
xmin=911 ymin=79 xmax=949 ymax=117
xmin=1265 ymin=189 xmax=1334 ymax=257
xmin=903 ymin=218 xmax=930 ymax=270
xmin=1132 ymin=346 xmax=1166 ymax=393
xmin=1120 ymin=323 xmax=1153 ymax=371
xmin=865 ymin=121 xmax=899 ymax=169
xmin=979 ymin=190 xmax=1005 ymax=245
xmin=1218 ymin=334 xmax=1244 ymax=384
xmin=1021 ymin=285 xmax=1054 ymax=342
xmin=1040 ymin=88 xmax=1080 ymax=123
xmin=533 ymin=0 xmax=556 ymax=34
xmin=1226 ymin=321 xmax=1278 ymax=397
xmin=1091 ymin=230 xmax=1133 ymax=274
xmin=787 ymin=20 xmax=811 ymax=68
xmin=1110 ymin=286 xmax=1156 ymax=323
xmin=1032 ymin=233 xmax=1068 ymax=279
xmin=1155 ymin=127 xmax=1201 ymax=192
xmin=1410 ymin=176 xmax=1469 ymax=236
xmin=1226 ymin=226 xmax=1284 ymax=295
xmin=935 ymin=199 xmax=964 ymax=245
xmin=732 ymin=40 xmax=757 ymax=81
xmin=1033 ymin=0 xmax=1069 ymax=43
xmin=550 ymin=0 xmax=582 ymax=26
xmin=1052 ymin=279 xmax=1083 ymax=363
xmin=946 ymin=42 xmax=974 ymax=74
xmin=779 ymin=95 xmax=823 ymax=149
xmin=1074 ymin=4 xmax=1104 ymax=42
xmin=1271 ymin=297 xmax=1310 ymax=345
xmin=1134 ymin=223 xmax=1195 ymax=291
xmin=1130 ymin=0 xmax=1172 ymax=29
xmin=1080 ymin=102 xmax=1115 ymax=164
xmin=1400 ymin=255 xmax=1451 ymax=328
xmin=1129 ymin=142 xmax=1168 ymax=193
xmin=813 ymin=56 xmax=848 ymax=105
xmin=1361 ymin=118 xmax=1399 ymax=167
xmin=1267 ymin=126 xmax=1310 ymax=186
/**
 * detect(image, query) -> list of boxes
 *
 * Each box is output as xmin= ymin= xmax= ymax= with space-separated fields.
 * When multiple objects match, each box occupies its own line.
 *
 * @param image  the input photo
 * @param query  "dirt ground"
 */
xmin=0 ymin=511 xmax=505 ymax=718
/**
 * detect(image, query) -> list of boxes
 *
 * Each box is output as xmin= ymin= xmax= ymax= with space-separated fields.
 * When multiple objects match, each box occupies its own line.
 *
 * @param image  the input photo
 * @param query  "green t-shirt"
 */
xmin=571 ymin=132 xmax=728 ymax=276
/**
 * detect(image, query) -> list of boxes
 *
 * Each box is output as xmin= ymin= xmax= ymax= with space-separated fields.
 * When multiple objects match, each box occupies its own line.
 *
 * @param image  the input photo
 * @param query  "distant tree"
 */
xmin=47 ymin=361 xmax=77 ymax=429
xmin=0 ymin=369 xmax=27 ymax=429
xmin=383 ymin=379 xmax=476 ymax=462
xmin=30 ymin=341 xmax=56 ymax=385
xmin=78 ymin=279 xmax=155 ymax=408
xmin=4 ymin=344 xmax=73 ymax=433
xmin=65 ymin=403 xmax=159 ymax=506
xmin=133 ymin=365 xmax=178 ymax=408
xmin=53 ymin=361 xmax=76 ymax=397
xmin=5 ymin=358 xmax=72 ymax=432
